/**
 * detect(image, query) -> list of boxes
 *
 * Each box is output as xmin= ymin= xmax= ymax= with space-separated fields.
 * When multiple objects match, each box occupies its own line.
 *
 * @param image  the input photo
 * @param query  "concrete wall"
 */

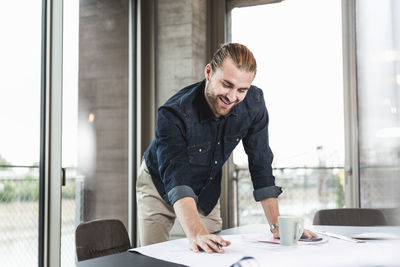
xmin=139 ymin=0 xmax=209 ymax=159
xmin=79 ymin=0 xmax=129 ymax=227
xmin=156 ymin=0 xmax=207 ymax=108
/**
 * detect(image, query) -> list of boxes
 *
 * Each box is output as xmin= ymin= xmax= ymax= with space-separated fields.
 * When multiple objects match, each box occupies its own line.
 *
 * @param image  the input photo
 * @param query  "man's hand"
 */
xmin=259 ymin=198 xmax=318 ymax=240
xmin=189 ymin=233 xmax=231 ymax=254
xmin=272 ymin=228 xmax=318 ymax=240
xmin=300 ymin=229 xmax=318 ymax=239
xmin=271 ymin=227 xmax=280 ymax=239
xmin=173 ymin=197 xmax=230 ymax=254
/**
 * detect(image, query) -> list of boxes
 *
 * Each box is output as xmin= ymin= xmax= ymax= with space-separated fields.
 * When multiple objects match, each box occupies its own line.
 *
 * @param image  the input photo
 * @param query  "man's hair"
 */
xmin=210 ymin=43 xmax=257 ymax=76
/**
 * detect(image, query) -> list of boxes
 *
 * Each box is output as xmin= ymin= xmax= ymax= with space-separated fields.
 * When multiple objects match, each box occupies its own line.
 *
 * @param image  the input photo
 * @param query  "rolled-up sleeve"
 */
xmin=242 ymin=94 xmax=283 ymax=201
xmin=156 ymin=107 xmax=196 ymax=205
xmin=253 ymin=185 xmax=282 ymax=201
xmin=168 ymin=185 xmax=198 ymax=205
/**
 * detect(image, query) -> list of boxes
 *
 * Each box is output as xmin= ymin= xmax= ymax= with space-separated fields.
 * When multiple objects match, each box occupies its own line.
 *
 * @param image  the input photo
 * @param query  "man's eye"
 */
xmin=238 ymin=89 xmax=246 ymax=93
xmin=223 ymin=83 xmax=230 ymax=88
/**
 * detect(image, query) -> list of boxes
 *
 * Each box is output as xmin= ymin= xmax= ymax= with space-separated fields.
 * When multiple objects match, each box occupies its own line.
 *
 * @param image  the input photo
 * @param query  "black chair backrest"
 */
xmin=75 ymin=219 xmax=131 ymax=261
xmin=313 ymin=208 xmax=388 ymax=226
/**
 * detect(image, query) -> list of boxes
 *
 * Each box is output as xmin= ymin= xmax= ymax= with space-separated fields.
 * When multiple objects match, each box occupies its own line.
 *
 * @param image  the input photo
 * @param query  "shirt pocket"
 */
xmin=187 ymin=142 xmax=211 ymax=167
xmin=223 ymin=131 xmax=247 ymax=158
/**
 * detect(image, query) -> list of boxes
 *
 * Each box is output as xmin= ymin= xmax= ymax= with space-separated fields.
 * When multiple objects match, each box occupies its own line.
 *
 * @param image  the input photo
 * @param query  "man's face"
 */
xmin=204 ymin=59 xmax=254 ymax=118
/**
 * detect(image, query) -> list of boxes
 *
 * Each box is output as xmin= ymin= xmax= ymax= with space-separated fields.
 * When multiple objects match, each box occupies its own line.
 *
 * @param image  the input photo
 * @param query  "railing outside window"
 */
xmin=0 ymin=165 xmax=82 ymax=267
xmin=235 ymin=166 xmax=345 ymax=226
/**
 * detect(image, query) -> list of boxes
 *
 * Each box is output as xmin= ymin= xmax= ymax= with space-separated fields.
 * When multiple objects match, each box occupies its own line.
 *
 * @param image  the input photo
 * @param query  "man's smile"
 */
xmin=218 ymin=96 xmax=234 ymax=108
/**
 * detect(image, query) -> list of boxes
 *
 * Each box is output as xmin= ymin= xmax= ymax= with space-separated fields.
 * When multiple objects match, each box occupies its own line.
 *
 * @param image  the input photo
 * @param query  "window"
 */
xmin=230 ymin=0 xmax=345 ymax=225
xmin=61 ymin=1 xmax=131 ymax=265
xmin=356 ymin=0 xmax=400 ymax=208
xmin=0 ymin=1 xmax=42 ymax=266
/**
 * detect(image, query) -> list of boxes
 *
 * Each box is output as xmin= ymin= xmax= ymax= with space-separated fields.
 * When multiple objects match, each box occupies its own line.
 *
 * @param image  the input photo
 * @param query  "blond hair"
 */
xmin=210 ymin=43 xmax=257 ymax=76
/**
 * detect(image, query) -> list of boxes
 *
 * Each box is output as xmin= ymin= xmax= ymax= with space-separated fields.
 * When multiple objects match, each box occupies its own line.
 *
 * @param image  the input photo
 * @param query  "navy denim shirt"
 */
xmin=144 ymin=80 xmax=282 ymax=215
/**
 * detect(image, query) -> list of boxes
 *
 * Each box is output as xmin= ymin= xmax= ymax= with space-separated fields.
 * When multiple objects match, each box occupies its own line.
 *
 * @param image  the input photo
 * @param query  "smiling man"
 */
xmin=136 ymin=43 xmax=315 ymax=253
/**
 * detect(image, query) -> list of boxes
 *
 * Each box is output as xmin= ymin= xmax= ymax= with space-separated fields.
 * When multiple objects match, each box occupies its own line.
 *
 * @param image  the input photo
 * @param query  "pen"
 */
xmin=217 ymin=242 xmax=222 ymax=250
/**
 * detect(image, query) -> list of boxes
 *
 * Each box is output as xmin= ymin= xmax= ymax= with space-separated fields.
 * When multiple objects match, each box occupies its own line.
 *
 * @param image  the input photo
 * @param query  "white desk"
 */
xmin=220 ymin=223 xmax=400 ymax=237
xmin=79 ymin=224 xmax=400 ymax=267
xmin=132 ymin=224 xmax=400 ymax=267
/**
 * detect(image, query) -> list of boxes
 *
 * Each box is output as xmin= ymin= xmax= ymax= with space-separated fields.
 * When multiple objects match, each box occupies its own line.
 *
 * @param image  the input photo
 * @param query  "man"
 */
xmin=137 ymin=43 xmax=316 ymax=253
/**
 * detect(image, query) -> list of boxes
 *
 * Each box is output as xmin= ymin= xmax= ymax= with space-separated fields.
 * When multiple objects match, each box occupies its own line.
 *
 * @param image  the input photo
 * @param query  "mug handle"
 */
xmin=294 ymin=219 xmax=304 ymax=242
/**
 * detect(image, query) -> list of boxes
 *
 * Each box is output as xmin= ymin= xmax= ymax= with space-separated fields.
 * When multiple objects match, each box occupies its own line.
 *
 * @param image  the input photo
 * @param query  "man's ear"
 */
xmin=204 ymin=64 xmax=212 ymax=81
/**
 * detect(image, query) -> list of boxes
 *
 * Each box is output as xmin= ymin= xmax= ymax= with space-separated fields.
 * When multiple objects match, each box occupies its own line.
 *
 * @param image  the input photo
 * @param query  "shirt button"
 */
xmin=210 ymin=177 xmax=213 ymax=180
xmin=217 ymin=141 xmax=220 ymax=145
xmin=214 ymin=161 xmax=218 ymax=165
xmin=199 ymin=148 xmax=202 ymax=152
xmin=236 ymin=138 xmax=239 ymax=142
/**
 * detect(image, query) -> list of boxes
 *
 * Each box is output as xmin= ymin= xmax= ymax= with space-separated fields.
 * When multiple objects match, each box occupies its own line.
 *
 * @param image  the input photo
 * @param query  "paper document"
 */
xmin=313 ymin=230 xmax=364 ymax=243
xmin=130 ymin=235 xmax=246 ymax=267
xmin=130 ymin=233 xmax=400 ymax=267
xmin=351 ymin=232 xmax=400 ymax=240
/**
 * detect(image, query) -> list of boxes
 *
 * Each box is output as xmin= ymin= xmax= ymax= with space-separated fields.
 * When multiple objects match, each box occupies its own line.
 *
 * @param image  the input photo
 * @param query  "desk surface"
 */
xmin=77 ymin=224 xmax=400 ymax=267
xmin=220 ymin=223 xmax=400 ymax=236
xmin=77 ymin=250 xmax=185 ymax=267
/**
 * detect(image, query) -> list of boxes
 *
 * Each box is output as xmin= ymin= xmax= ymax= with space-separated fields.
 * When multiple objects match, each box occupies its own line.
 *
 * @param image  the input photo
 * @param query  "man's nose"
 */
xmin=226 ymin=90 xmax=237 ymax=103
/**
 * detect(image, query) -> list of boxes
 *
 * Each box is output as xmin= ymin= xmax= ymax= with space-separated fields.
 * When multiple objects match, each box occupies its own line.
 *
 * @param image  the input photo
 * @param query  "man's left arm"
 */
xmin=260 ymin=198 xmax=280 ymax=238
xmin=243 ymin=88 xmax=316 ymax=239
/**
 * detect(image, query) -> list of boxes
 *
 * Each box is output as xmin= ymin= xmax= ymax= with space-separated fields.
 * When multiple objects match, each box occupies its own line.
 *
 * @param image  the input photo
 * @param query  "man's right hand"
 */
xmin=173 ymin=197 xmax=231 ymax=254
xmin=189 ymin=233 xmax=231 ymax=253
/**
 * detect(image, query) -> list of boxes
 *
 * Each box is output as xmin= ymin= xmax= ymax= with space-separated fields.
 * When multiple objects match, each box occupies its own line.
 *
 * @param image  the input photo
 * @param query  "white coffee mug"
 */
xmin=278 ymin=215 xmax=304 ymax=246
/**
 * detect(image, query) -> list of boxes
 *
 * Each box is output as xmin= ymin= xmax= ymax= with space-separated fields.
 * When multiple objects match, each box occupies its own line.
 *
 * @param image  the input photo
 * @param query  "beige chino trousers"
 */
xmin=136 ymin=159 xmax=222 ymax=246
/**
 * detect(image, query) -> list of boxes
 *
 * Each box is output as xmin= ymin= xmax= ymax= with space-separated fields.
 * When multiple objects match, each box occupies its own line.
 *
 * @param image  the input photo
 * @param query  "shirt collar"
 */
xmin=197 ymin=80 xmax=238 ymax=123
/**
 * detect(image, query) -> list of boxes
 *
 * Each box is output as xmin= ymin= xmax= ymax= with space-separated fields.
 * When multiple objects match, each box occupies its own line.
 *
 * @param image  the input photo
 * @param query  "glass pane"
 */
xmin=61 ymin=1 xmax=130 ymax=266
xmin=0 ymin=1 xmax=42 ymax=266
xmin=61 ymin=1 xmax=80 ymax=265
xmin=231 ymin=0 xmax=344 ymax=226
xmin=236 ymin=168 xmax=345 ymax=226
xmin=356 ymin=0 xmax=400 ymax=208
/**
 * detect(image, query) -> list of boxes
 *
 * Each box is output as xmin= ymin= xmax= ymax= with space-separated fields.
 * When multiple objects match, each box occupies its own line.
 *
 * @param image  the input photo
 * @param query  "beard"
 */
xmin=204 ymin=82 xmax=238 ymax=117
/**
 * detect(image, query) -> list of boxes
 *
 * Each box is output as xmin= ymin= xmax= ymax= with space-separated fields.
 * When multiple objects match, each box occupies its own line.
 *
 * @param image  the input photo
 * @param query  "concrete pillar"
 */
xmin=79 ymin=0 xmax=129 ymax=227
xmin=156 ymin=0 xmax=207 ymax=108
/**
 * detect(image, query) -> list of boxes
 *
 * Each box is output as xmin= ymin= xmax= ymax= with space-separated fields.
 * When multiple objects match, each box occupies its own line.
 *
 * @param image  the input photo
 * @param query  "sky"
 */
xmin=0 ymin=0 xmax=79 ymax=167
xmin=0 ymin=1 xmax=42 ymax=166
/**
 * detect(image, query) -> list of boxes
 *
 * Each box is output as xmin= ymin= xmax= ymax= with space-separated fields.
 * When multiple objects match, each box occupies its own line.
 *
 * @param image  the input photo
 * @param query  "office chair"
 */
xmin=313 ymin=208 xmax=388 ymax=226
xmin=75 ymin=219 xmax=131 ymax=261
xmin=379 ymin=208 xmax=400 ymax=226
